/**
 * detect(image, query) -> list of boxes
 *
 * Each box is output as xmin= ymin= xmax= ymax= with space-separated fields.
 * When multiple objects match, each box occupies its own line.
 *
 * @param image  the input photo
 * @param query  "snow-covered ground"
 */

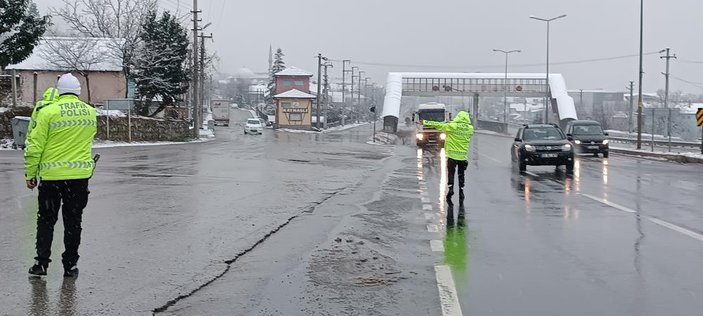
xmin=2 ymin=130 xmax=215 ymax=151
xmin=279 ymin=122 xmax=371 ymax=135
xmin=97 ymin=109 xmax=126 ymax=117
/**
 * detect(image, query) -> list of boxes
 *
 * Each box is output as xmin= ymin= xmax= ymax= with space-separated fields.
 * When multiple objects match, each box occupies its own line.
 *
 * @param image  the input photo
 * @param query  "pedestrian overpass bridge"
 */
xmin=381 ymin=72 xmax=578 ymax=133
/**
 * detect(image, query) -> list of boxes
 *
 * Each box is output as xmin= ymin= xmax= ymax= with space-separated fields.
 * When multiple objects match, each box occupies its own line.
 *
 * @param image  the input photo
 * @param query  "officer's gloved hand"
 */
xmin=26 ymin=178 xmax=37 ymax=190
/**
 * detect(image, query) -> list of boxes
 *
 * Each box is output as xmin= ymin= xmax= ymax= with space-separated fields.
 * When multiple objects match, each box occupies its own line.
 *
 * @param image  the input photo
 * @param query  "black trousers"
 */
xmin=35 ymin=179 xmax=90 ymax=269
xmin=447 ymin=158 xmax=468 ymax=191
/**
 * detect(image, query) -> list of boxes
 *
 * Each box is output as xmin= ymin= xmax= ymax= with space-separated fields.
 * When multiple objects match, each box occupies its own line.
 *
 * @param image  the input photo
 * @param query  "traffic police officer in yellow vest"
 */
xmin=25 ymin=73 xmax=97 ymax=277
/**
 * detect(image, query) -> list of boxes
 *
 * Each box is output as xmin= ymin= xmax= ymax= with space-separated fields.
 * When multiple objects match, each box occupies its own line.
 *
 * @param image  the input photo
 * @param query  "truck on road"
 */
xmin=211 ymin=100 xmax=231 ymax=126
xmin=413 ymin=102 xmax=450 ymax=147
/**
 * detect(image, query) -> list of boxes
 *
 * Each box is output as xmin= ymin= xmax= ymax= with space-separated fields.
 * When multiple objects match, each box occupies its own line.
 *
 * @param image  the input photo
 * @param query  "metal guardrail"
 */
xmin=608 ymin=136 xmax=700 ymax=148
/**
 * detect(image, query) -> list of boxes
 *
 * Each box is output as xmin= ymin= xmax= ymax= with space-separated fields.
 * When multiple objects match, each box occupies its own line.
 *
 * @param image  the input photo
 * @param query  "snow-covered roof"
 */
xmin=418 ymin=102 xmax=446 ymax=110
xmin=7 ymin=37 xmax=123 ymax=72
xmin=248 ymin=84 xmax=266 ymax=93
xmin=382 ymin=72 xmax=577 ymax=121
xmin=274 ymin=89 xmax=316 ymax=99
xmin=275 ymin=67 xmax=313 ymax=77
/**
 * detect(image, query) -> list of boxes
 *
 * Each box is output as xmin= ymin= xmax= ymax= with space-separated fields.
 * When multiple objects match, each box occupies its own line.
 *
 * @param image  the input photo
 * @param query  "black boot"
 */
xmin=459 ymin=188 xmax=465 ymax=201
xmin=446 ymin=185 xmax=454 ymax=202
xmin=28 ymin=261 xmax=48 ymax=277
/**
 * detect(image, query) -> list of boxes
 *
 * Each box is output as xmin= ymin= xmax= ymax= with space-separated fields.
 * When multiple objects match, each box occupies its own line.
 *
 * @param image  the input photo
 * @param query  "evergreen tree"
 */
xmin=0 ymin=0 xmax=49 ymax=70
xmin=131 ymin=10 xmax=189 ymax=116
xmin=265 ymin=48 xmax=285 ymax=107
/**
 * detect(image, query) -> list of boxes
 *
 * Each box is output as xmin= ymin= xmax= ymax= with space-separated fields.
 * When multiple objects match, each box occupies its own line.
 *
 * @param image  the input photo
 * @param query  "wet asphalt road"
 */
xmin=1 ymin=121 xmax=702 ymax=315
xmin=418 ymin=131 xmax=703 ymax=316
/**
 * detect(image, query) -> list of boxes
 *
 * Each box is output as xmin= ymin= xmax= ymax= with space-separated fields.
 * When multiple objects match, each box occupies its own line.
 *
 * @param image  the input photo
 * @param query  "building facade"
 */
xmin=273 ymin=67 xmax=315 ymax=129
xmin=274 ymin=89 xmax=315 ymax=129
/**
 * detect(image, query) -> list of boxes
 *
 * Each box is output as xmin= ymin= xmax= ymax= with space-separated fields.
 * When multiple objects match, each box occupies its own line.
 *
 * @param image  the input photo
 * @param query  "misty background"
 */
xmin=32 ymin=0 xmax=703 ymax=93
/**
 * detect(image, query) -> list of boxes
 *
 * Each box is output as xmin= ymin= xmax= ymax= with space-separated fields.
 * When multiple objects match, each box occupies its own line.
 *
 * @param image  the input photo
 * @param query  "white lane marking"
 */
xmin=421 ymin=192 xmax=429 ymax=197
xmin=430 ymin=240 xmax=445 ymax=252
xmin=648 ymin=218 xmax=703 ymax=243
xmin=435 ymin=265 xmax=463 ymax=316
xmin=421 ymin=197 xmax=431 ymax=203
xmin=423 ymin=204 xmax=433 ymax=211
xmin=525 ymin=171 xmax=540 ymax=177
xmin=425 ymin=212 xmax=435 ymax=220
xmin=580 ymin=194 xmax=636 ymax=214
xmin=427 ymin=224 xmax=439 ymax=232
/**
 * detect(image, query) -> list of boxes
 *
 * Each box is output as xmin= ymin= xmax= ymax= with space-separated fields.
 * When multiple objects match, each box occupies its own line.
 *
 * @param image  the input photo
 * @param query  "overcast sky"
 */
xmin=33 ymin=0 xmax=703 ymax=95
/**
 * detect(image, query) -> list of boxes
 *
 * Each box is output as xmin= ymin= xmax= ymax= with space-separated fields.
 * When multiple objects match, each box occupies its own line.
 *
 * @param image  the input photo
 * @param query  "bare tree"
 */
xmin=50 ymin=0 xmax=158 ymax=94
xmin=39 ymin=36 xmax=113 ymax=103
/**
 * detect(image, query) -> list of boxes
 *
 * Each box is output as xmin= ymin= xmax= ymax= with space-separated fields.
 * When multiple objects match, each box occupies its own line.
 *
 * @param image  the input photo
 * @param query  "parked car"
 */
xmin=244 ymin=118 xmax=263 ymax=135
xmin=511 ymin=124 xmax=575 ymax=172
xmin=564 ymin=120 xmax=609 ymax=157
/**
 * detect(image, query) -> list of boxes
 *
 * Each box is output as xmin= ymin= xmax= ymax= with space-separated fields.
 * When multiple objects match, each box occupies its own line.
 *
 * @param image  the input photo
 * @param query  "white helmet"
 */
xmin=57 ymin=73 xmax=81 ymax=95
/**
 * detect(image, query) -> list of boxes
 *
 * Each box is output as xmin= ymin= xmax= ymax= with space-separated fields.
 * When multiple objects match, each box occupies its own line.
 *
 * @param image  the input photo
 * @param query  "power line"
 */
xmin=679 ymin=59 xmax=703 ymax=64
xmin=329 ymin=51 xmax=661 ymax=70
xmin=670 ymin=75 xmax=703 ymax=90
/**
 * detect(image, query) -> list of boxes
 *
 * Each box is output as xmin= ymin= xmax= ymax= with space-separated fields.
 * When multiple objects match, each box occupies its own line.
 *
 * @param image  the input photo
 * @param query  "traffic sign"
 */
xmin=697 ymin=108 xmax=703 ymax=127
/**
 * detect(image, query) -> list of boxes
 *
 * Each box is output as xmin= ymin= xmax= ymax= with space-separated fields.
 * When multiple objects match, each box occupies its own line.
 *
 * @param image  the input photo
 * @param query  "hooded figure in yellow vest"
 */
xmin=423 ymin=111 xmax=475 ymax=203
xmin=27 ymin=87 xmax=59 ymax=137
xmin=25 ymin=73 xmax=97 ymax=278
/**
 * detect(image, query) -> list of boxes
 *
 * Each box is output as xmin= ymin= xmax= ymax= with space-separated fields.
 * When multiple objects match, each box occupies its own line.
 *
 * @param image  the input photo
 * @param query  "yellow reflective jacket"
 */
xmin=423 ymin=111 xmax=475 ymax=161
xmin=25 ymin=94 xmax=97 ymax=181
xmin=27 ymin=87 xmax=59 ymax=135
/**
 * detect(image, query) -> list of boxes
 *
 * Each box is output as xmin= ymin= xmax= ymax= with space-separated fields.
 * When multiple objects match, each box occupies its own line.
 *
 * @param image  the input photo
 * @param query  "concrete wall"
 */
xmin=15 ymin=70 xmax=126 ymax=106
xmin=97 ymin=116 xmax=190 ymax=142
xmin=1 ymin=108 xmax=191 ymax=142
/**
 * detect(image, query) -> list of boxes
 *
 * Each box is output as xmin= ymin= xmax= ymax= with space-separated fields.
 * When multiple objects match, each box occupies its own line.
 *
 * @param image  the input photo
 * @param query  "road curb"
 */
xmin=610 ymin=147 xmax=703 ymax=163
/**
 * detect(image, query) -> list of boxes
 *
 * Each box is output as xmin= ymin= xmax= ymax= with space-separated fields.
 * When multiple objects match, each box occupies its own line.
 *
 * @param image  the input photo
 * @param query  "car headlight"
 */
xmin=562 ymin=144 xmax=572 ymax=151
xmin=439 ymin=133 xmax=447 ymax=140
xmin=524 ymin=144 xmax=535 ymax=152
xmin=602 ymin=139 xmax=609 ymax=145
xmin=574 ymin=140 xmax=582 ymax=144
xmin=416 ymin=133 xmax=424 ymax=140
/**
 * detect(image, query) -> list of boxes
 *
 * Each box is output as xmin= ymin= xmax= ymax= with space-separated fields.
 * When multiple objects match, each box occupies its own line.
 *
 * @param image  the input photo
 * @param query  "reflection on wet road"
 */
xmin=418 ymin=131 xmax=703 ymax=315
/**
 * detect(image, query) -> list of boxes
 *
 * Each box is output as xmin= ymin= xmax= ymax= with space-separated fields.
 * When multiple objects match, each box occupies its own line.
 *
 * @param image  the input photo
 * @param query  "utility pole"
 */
xmin=199 ymin=32 xmax=213 ymax=120
xmin=578 ymin=89 xmax=583 ymax=116
xmin=315 ymin=53 xmax=326 ymax=129
xmin=350 ymin=66 xmax=358 ymax=123
xmin=636 ymin=0 xmax=644 ymax=149
xmin=191 ymin=0 xmax=201 ymax=137
xmin=660 ymin=47 xmax=676 ymax=152
xmin=341 ymin=60 xmax=351 ymax=125
xmin=628 ymin=81 xmax=634 ymax=134
xmin=322 ymin=61 xmax=332 ymax=129
xmin=358 ymin=71 xmax=364 ymax=122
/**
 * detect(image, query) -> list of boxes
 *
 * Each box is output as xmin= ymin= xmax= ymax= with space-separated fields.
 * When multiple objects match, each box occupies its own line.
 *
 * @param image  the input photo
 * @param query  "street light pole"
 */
xmin=530 ymin=14 xmax=566 ymax=124
xmin=493 ymin=49 xmax=521 ymax=124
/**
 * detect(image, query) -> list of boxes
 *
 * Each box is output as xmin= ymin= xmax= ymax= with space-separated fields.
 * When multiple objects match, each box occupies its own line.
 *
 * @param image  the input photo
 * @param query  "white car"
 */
xmin=244 ymin=118 xmax=263 ymax=135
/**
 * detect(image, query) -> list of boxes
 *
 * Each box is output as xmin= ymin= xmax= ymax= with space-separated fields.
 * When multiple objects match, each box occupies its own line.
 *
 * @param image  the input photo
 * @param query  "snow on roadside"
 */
xmin=278 ymin=122 xmax=371 ymax=134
